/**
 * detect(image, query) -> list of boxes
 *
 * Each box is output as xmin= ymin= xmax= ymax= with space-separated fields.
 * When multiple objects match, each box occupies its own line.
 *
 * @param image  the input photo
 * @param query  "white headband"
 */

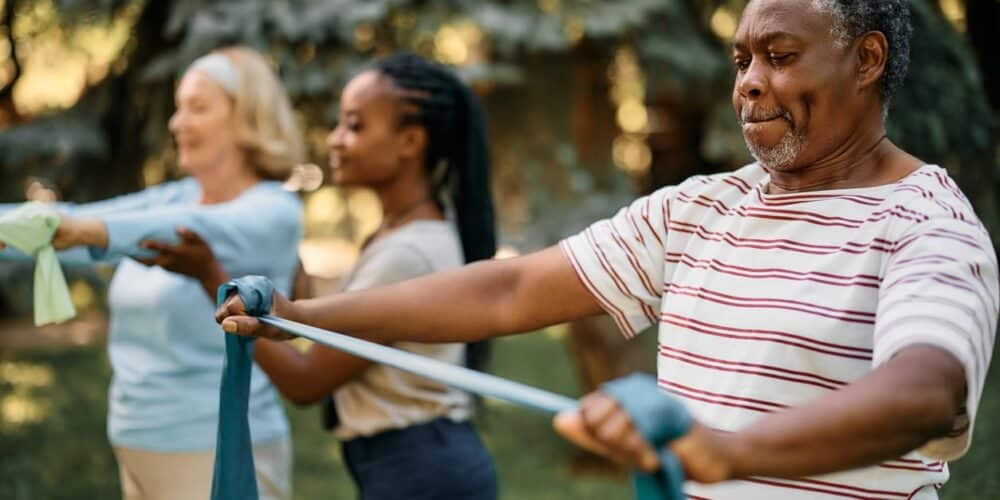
xmin=189 ymin=53 xmax=239 ymax=95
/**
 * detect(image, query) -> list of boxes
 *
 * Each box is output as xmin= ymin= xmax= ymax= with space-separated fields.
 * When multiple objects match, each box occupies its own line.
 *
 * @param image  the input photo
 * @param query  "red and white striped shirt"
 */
xmin=561 ymin=163 xmax=998 ymax=499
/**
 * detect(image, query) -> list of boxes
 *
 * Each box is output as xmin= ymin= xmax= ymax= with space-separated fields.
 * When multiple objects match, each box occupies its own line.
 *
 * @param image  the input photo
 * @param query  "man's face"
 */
xmin=731 ymin=0 xmax=860 ymax=172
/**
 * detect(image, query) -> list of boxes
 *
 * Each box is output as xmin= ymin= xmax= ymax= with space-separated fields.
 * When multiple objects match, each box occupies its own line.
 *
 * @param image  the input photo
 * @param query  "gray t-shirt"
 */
xmin=333 ymin=220 xmax=472 ymax=439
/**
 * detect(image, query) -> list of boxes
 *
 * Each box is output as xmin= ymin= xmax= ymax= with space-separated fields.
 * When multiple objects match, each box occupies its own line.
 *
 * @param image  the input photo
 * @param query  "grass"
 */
xmin=0 ymin=329 xmax=631 ymax=500
xmin=0 ymin=329 xmax=997 ymax=499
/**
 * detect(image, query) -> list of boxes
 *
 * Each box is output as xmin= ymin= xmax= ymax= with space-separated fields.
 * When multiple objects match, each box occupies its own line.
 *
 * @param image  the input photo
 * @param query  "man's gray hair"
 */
xmin=813 ymin=0 xmax=913 ymax=114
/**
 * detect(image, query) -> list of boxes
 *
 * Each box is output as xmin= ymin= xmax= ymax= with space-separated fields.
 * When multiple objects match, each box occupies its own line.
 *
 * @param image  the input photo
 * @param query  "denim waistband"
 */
xmin=342 ymin=418 xmax=474 ymax=462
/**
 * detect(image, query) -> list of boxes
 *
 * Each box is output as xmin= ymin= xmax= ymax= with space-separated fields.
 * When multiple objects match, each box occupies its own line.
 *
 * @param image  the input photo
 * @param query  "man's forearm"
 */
xmin=675 ymin=345 xmax=967 ymax=481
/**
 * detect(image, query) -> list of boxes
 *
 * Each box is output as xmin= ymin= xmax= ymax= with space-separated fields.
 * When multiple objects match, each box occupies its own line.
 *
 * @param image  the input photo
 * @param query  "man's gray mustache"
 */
xmin=739 ymin=107 xmax=792 ymax=125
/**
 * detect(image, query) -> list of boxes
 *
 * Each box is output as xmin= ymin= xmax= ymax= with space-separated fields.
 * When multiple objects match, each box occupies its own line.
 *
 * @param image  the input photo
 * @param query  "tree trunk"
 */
xmin=565 ymin=43 xmax=654 ymax=396
xmin=0 ymin=0 xmax=20 ymax=126
xmin=645 ymin=90 xmax=720 ymax=192
xmin=59 ymin=0 xmax=176 ymax=201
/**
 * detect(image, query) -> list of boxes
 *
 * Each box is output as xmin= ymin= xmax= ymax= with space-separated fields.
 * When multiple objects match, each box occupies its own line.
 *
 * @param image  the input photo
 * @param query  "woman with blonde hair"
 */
xmin=1 ymin=46 xmax=303 ymax=500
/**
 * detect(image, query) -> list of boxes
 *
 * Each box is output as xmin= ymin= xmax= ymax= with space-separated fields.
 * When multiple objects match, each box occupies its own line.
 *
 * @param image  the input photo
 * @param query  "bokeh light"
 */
xmin=710 ymin=7 xmax=738 ymax=40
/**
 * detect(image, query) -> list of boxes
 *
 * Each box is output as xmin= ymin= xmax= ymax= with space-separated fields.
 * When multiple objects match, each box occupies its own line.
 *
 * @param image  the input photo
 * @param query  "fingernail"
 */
xmin=222 ymin=321 xmax=237 ymax=333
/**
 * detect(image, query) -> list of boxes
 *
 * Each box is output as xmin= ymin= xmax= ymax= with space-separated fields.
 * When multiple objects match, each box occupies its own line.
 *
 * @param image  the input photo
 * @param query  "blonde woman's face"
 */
xmin=168 ymin=70 xmax=239 ymax=175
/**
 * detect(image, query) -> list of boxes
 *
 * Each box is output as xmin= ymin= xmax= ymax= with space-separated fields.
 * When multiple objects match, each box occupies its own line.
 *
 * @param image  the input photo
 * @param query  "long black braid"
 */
xmin=373 ymin=53 xmax=497 ymax=372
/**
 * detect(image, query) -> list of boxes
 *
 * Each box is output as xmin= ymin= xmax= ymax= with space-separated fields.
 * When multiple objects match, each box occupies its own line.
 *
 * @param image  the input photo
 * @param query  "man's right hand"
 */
xmin=215 ymin=290 xmax=298 ymax=341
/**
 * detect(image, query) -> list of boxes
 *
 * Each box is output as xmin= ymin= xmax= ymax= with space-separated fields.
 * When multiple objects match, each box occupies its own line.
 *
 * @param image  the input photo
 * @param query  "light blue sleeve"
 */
xmin=90 ymin=186 xmax=302 ymax=276
xmin=0 ymin=247 xmax=95 ymax=266
xmin=0 ymin=206 xmax=94 ymax=266
xmin=0 ymin=180 xmax=194 ymax=266
xmin=57 ymin=179 xmax=194 ymax=217
xmin=0 ymin=203 xmax=29 ymax=262
xmin=0 ymin=205 xmax=26 ymax=259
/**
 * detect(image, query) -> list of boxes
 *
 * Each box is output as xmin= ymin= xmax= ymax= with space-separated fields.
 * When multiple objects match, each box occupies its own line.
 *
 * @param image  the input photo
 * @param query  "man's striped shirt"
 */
xmin=561 ymin=163 xmax=998 ymax=499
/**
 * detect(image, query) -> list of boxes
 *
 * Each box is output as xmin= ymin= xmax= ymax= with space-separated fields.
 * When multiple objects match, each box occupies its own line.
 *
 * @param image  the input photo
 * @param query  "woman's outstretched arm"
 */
xmin=139 ymin=228 xmax=372 ymax=405
xmin=218 ymin=245 xmax=605 ymax=344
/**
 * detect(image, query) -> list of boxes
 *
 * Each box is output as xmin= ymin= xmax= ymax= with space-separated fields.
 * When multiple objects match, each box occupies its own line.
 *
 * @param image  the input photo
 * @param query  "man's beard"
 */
xmin=739 ymin=108 xmax=807 ymax=170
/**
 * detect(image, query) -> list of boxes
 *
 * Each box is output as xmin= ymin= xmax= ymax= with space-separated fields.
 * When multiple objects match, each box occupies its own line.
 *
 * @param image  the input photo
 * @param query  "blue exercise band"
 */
xmin=212 ymin=276 xmax=690 ymax=500
xmin=603 ymin=374 xmax=692 ymax=500
xmin=257 ymin=315 xmax=578 ymax=414
xmin=211 ymin=277 xmax=272 ymax=500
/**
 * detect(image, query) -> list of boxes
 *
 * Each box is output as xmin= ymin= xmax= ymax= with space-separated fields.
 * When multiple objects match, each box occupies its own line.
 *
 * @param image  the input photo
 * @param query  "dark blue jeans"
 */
xmin=341 ymin=418 xmax=498 ymax=500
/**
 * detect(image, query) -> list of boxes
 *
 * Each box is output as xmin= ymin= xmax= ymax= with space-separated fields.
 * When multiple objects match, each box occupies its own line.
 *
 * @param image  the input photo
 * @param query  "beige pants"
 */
xmin=113 ymin=438 xmax=291 ymax=500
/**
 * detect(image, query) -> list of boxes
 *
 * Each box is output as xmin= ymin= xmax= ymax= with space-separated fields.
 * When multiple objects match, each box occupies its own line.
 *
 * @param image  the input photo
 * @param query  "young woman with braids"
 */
xmin=148 ymin=53 xmax=499 ymax=499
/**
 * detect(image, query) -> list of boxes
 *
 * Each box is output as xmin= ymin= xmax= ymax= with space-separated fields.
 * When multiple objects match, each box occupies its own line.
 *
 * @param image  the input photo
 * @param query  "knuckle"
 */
xmin=625 ymin=433 xmax=647 ymax=455
xmin=596 ymin=425 xmax=619 ymax=445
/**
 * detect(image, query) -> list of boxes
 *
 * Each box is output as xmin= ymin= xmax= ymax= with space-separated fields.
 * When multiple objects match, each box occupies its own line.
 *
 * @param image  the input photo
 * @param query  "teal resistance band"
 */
xmin=257 ymin=315 xmax=578 ymax=414
xmin=603 ymin=374 xmax=692 ymax=500
xmin=213 ymin=276 xmax=689 ymax=500
xmin=210 ymin=278 xmax=269 ymax=500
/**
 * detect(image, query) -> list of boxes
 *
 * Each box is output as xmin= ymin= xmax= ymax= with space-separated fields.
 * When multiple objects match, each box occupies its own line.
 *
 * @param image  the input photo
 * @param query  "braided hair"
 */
xmin=372 ymin=53 xmax=496 ymax=371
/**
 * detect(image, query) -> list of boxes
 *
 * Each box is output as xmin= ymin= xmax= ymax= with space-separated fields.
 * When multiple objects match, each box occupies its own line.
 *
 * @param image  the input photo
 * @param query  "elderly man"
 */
xmin=217 ymin=0 xmax=996 ymax=497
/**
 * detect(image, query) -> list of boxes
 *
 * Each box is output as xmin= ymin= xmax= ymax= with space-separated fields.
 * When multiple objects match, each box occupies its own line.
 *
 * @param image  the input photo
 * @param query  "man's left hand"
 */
xmin=553 ymin=391 xmax=734 ymax=483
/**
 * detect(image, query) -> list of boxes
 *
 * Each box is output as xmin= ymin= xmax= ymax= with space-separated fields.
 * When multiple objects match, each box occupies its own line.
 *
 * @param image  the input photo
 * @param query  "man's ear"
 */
xmin=856 ymin=31 xmax=888 ymax=93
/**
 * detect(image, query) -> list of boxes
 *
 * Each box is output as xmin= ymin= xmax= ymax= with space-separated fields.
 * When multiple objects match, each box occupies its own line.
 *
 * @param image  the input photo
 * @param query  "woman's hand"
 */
xmin=215 ymin=290 xmax=298 ymax=341
xmin=553 ymin=391 xmax=734 ymax=483
xmin=51 ymin=214 xmax=108 ymax=250
xmin=138 ymin=227 xmax=228 ymax=296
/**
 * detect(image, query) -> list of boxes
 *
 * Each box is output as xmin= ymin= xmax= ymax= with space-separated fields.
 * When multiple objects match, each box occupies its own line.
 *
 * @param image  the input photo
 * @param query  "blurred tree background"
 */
xmin=0 ymin=0 xmax=997 ymax=498
xmin=0 ymin=0 xmax=993 ymax=250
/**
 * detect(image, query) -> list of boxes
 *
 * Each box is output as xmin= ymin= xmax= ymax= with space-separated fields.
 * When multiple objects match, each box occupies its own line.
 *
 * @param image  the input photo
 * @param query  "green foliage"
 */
xmin=52 ymin=0 xmax=127 ymax=16
xmin=0 ymin=0 xmax=730 ymax=245
xmin=636 ymin=0 xmax=731 ymax=98
xmin=0 ymin=111 xmax=108 ymax=201
xmin=887 ymin=0 xmax=998 ymax=236
xmin=0 ymin=348 xmax=117 ymax=500
xmin=0 ymin=0 xmax=995 ymax=245
xmin=0 ymin=333 xmax=632 ymax=500
xmin=135 ymin=0 xmax=721 ymax=125
xmin=0 ymin=0 xmax=696 ymax=188
xmin=137 ymin=0 xmax=699 ymax=89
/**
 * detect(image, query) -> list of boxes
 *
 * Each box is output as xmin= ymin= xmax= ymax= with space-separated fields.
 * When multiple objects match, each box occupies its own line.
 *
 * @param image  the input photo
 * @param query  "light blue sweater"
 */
xmin=1 ymin=178 xmax=299 ymax=451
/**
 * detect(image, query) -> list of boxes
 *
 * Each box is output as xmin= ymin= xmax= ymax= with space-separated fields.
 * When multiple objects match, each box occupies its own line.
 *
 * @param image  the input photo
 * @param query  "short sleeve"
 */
xmin=559 ymin=186 xmax=674 ymax=338
xmin=873 ymin=216 xmax=998 ymax=460
xmin=343 ymin=244 xmax=434 ymax=293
